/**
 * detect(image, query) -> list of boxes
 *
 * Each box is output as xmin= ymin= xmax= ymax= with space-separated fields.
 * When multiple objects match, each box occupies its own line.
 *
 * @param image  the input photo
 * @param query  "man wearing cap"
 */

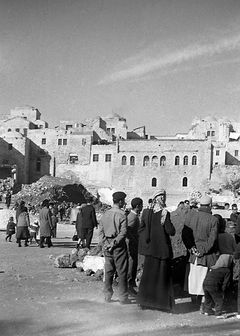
xmin=184 ymin=194 xmax=218 ymax=312
xmin=99 ymin=191 xmax=130 ymax=304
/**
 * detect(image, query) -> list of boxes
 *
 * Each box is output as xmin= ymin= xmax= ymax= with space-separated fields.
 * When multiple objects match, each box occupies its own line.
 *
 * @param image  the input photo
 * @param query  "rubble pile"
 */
xmin=14 ymin=175 xmax=98 ymax=207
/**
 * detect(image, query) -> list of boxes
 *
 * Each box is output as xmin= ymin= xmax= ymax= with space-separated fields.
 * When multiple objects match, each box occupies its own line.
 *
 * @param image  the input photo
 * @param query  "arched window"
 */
xmin=183 ymin=156 xmax=188 ymax=165
xmin=143 ymin=156 xmax=150 ymax=167
xmin=36 ymin=158 xmax=41 ymax=172
xmin=152 ymin=156 xmax=158 ymax=167
xmin=192 ymin=155 xmax=197 ymax=165
xmin=175 ymin=156 xmax=180 ymax=165
xmin=182 ymin=177 xmax=188 ymax=187
xmin=152 ymin=177 xmax=157 ymax=187
xmin=7 ymin=128 xmax=11 ymax=132
xmin=121 ymin=155 xmax=127 ymax=165
xmin=130 ymin=156 xmax=135 ymax=166
xmin=160 ymin=156 xmax=166 ymax=166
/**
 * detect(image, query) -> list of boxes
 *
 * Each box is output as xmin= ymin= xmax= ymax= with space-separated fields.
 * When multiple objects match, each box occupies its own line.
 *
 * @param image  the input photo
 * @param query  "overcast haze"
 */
xmin=0 ymin=0 xmax=240 ymax=135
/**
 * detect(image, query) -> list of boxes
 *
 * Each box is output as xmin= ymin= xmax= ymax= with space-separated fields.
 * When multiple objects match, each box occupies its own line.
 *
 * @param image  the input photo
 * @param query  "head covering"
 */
xmin=211 ymin=254 xmax=232 ymax=269
xmin=152 ymin=189 xmax=166 ymax=200
xmin=112 ymin=191 xmax=126 ymax=203
xmin=200 ymin=195 xmax=212 ymax=206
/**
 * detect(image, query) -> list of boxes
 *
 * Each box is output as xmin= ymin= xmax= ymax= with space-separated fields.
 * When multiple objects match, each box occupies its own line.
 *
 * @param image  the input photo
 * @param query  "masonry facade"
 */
xmin=0 ymin=106 xmax=239 ymax=203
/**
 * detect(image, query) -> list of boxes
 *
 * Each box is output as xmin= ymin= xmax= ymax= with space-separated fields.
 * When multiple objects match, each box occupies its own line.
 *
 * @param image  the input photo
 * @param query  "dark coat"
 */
xmin=39 ymin=206 xmax=52 ymax=237
xmin=186 ymin=206 xmax=218 ymax=267
xmin=139 ymin=208 xmax=175 ymax=259
xmin=138 ymin=208 xmax=151 ymax=255
xmin=81 ymin=205 xmax=98 ymax=229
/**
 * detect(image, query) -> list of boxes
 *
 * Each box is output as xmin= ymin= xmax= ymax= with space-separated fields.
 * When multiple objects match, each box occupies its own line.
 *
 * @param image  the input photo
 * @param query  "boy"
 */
xmin=29 ymin=219 xmax=40 ymax=245
xmin=203 ymin=254 xmax=232 ymax=318
xmin=5 ymin=216 xmax=16 ymax=242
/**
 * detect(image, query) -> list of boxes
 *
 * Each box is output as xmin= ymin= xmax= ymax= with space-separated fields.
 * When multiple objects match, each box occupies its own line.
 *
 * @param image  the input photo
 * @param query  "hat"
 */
xmin=200 ymin=195 xmax=212 ymax=206
xmin=112 ymin=191 xmax=126 ymax=202
xmin=152 ymin=189 xmax=166 ymax=200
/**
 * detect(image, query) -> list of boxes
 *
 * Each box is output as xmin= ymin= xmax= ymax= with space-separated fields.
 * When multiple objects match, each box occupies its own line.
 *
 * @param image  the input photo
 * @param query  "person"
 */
xmin=99 ymin=191 xmax=130 ymax=304
xmin=214 ymin=214 xmax=236 ymax=255
xmin=137 ymin=189 xmax=176 ymax=312
xmin=224 ymin=203 xmax=230 ymax=210
xmin=29 ymin=219 xmax=40 ymax=245
xmin=39 ymin=199 xmax=53 ymax=248
xmin=147 ymin=198 xmax=153 ymax=209
xmin=230 ymin=204 xmax=238 ymax=225
xmin=51 ymin=212 xmax=58 ymax=238
xmin=69 ymin=203 xmax=78 ymax=226
xmin=233 ymin=244 xmax=240 ymax=319
xmin=5 ymin=190 xmax=11 ymax=209
xmin=183 ymin=195 xmax=218 ymax=312
xmin=126 ymin=197 xmax=143 ymax=295
xmin=16 ymin=206 xmax=30 ymax=247
xmin=5 ymin=216 xmax=16 ymax=242
xmin=16 ymin=200 xmax=25 ymax=224
xmin=203 ymin=254 xmax=232 ymax=318
xmin=78 ymin=197 xmax=98 ymax=249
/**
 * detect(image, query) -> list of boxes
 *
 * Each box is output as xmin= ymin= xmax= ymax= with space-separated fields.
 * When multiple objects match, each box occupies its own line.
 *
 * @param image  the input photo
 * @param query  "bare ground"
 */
xmin=0 ymin=224 xmax=240 ymax=336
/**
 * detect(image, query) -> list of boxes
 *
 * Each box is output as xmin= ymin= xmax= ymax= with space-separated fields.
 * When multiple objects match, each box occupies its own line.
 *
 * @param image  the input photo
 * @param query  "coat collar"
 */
xmin=198 ymin=206 xmax=212 ymax=214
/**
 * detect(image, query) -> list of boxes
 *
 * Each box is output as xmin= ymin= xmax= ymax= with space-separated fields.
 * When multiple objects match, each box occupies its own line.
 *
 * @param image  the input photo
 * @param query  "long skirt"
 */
xmin=137 ymin=255 xmax=174 ymax=311
xmin=16 ymin=227 xmax=30 ymax=240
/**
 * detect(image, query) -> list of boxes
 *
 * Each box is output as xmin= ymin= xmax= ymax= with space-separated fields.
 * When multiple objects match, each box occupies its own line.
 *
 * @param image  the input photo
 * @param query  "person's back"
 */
xmin=81 ymin=204 xmax=97 ymax=228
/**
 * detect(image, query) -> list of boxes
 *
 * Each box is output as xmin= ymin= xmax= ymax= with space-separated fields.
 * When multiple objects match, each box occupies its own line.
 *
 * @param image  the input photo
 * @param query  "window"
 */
xmin=63 ymin=139 xmax=67 ymax=146
xmin=66 ymin=125 xmax=73 ymax=130
xmin=211 ymin=131 xmax=215 ymax=136
xmin=235 ymin=150 xmax=239 ymax=157
xmin=15 ymin=128 xmax=20 ymax=132
xmin=182 ymin=177 xmax=188 ymax=187
xmin=82 ymin=138 xmax=86 ymax=146
xmin=111 ymin=128 xmax=115 ymax=134
xmin=216 ymin=150 xmax=220 ymax=156
xmin=23 ymin=128 xmax=27 ymax=136
xmin=93 ymin=154 xmax=99 ymax=162
xmin=58 ymin=139 xmax=62 ymax=145
xmin=152 ymin=156 xmax=158 ymax=167
xmin=183 ymin=156 xmax=188 ymax=165
xmin=105 ymin=154 xmax=112 ymax=162
xmin=207 ymin=131 xmax=210 ymax=136
xmin=175 ymin=156 xmax=180 ymax=165
xmin=192 ymin=155 xmax=197 ymax=165
xmin=36 ymin=158 xmax=41 ymax=172
xmin=122 ymin=155 xmax=127 ymax=165
xmin=69 ymin=154 xmax=78 ymax=163
xmin=130 ymin=156 xmax=135 ymax=166
xmin=7 ymin=128 xmax=11 ymax=132
xmin=160 ymin=156 xmax=166 ymax=166
xmin=42 ymin=138 xmax=46 ymax=145
xmin=152 ymin=177 xmax=157 ymax=187
xmin=8 ymin=144 xmax=12 ymax=150
xmin=107 ymin=128 xmax=110 ymax=133
xmin=143 ymin=156 xmax=150 ymax=166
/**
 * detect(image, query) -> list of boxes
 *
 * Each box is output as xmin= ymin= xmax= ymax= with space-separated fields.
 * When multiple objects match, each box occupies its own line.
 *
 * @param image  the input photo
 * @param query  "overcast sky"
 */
xmin=0 ymin=0 xmax=240 ymax=135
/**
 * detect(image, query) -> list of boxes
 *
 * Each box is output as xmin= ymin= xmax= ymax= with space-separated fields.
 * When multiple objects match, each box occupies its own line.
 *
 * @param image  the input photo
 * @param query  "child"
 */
xmin=203 ymin=254 xmax=232 ymax=318
xmin=5 ymin=216 xmax=16 ymax=242
xmin=29 ymin=220 xmax=40 ymax=245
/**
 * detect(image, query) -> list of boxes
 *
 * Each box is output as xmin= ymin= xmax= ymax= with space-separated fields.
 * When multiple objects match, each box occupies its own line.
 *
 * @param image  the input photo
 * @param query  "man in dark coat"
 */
xmin=79 ymin=197 xmax=98 ymax=249
xmin=39 ymin=199 xmax=53 ymax=248
xmin=99 ymin=191 xmax=130 ymax=304
xmin=126 ymin=197 xmax=143 ymax=295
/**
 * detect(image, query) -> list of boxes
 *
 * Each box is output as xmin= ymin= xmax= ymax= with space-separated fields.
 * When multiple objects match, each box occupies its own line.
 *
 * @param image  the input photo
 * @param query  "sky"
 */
xmin=0 ymin=0 xmax=240 ymax=135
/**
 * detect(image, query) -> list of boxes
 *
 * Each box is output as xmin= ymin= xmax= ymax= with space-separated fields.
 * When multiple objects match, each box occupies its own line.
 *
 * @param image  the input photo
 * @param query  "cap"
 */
xmin=200 ymin=195 xmax=212 ymax=206
xmin=112 ymin=191 xmax=126 ymax=202
xmin=152 ymin=189 xmax=166 ymax=200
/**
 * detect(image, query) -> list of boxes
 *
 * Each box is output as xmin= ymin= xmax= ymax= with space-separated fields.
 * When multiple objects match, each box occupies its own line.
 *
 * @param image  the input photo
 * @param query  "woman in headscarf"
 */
xmin=137 ymin=189 xmax=176 ymax=312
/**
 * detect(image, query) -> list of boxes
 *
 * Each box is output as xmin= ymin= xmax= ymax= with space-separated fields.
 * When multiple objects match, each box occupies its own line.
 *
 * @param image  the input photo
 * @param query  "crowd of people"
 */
xmin=4 ymin=188 xmax=240 ymax=319
xmin=98 ymin=189 xmax=240 ymax=319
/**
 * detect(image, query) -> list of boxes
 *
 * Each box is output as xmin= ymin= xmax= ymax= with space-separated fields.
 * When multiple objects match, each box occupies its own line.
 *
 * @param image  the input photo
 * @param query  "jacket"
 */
xmin=99 ymin=205 xmax=127 ymax=246
xmin=39 ymin=206 xmax=52 ymax=237
xmin=186 ymin=206 xmax=218 ymax=267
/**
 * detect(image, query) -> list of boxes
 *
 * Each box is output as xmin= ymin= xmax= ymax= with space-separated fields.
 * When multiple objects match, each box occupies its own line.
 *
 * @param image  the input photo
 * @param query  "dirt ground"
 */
xmin=0 ymin=224 xmax=240 ymax=336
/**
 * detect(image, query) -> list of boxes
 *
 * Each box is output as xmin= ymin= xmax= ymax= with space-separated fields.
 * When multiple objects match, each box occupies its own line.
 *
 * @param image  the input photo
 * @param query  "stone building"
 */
xmin=0 ymin=106 xmax=239 ymax=204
